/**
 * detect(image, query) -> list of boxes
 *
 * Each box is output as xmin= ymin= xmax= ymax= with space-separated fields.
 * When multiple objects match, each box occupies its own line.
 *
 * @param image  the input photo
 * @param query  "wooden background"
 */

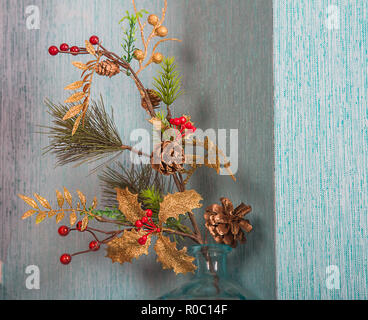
xmin=275 ymin=0 xmax=368 ymax=299
xmin=0 ymin=0 xmax=275 ymax=299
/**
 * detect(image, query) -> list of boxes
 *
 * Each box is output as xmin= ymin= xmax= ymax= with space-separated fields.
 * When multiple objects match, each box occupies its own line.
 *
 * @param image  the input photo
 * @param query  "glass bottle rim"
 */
xmin=189 ymin=243 xmax=232 ymax=255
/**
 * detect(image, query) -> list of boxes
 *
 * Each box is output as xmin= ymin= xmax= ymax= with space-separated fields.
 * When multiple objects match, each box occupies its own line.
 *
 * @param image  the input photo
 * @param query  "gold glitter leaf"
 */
xmin=63 ymin=187 xmax=72 ymax=207
xmin=81 ymin=215 xmax=89 ymax=231
xmin=106 ymin=229 xmax=151 ymax=264
xmin=65 ymin=92 xmax=86 ymax=104
xmin=33 ymin=193 xmax=51 ymax=210
xmin=116 ymin=187 xmax=145 ymax=224
xmin=62 ymin=104 xmax=83 ymax=120
xmin=72 ymin=61 xmax=88 ymax=70
xmin=154 ymin=234 xmax=196 ymax=274
xmin=159 ymin=190 xmax=203 ymax=224
xmin=18 ymin=194 xmax=39 ymax=209
xmin=85 ymin=40 xmax=96 ymax=56
xmin=21 ymin=210 xmax=37 ymax=220
xmin=70 ymin=211 xmax=77 ymax=226
xmin=35 ymin=212 xmax=47 ymax=224
xmin=91 ymin=196 xmax=98 ymax=210
xmin=56 ymin=211 xmax=65 ymax=224
xmin=55 ymin=190 xmax=64 ymax=208
xmin=72 ymin=114 xmax=82 ymax=136
xmin=76 ymin=190 xmax=86 ymax=209
xmin=64 ymin=81 xmax=84 ymax=90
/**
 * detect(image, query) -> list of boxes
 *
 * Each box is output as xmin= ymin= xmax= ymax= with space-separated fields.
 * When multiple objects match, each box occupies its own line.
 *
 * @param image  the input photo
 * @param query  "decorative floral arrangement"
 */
xmin=19 ymin=0 xmax=253 ymax=275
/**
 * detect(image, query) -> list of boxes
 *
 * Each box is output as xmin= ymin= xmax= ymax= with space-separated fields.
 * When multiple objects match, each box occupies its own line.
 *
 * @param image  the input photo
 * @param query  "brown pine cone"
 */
xmin=150 ymin=140 xmax=185 ymax=176
xmin=94 ymin=60 xmax=120 ymax=78
xmin=204 ymin=198 xmax=252 ymax=248
xmin=141 ymin=89 xmax=161 ymax=109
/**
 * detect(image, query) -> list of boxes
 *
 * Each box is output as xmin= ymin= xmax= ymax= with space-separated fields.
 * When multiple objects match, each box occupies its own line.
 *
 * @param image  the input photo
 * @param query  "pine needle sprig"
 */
xmin=98 ymin=163 xmax=173 ymax=208
xmin=41 ymin=97 xmax=123 ymax=167
xmin=153 ymin=56 xmax=183 ymax=106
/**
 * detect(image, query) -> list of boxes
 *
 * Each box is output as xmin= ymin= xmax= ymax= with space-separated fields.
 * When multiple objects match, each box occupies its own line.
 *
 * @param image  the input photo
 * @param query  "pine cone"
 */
xmin=204 ymin=198 xmax=252 ymax=248
xmin=94 ymin=60 xmax=120 ymax=78
xmin=151 ymin=140 xmax=185 ymax=176
xmin=141 ymin=89 xmax=161 ymax=109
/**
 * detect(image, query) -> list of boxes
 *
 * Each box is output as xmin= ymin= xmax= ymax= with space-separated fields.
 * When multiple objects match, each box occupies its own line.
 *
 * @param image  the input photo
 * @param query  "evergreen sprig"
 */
xmin=153 ymin=57 xmax=183 ymax=106
xmin=41 ymin=97 xmax=123 ymax=167
xmin=119 ymin=10 xmax=148 ymax=64
xmin=98 ymin=163 xmax=173 ymax=208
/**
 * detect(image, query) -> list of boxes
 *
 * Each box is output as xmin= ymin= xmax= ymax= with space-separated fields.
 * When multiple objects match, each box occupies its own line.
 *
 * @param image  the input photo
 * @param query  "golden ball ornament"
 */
xmin=152 ymin=52 xmax=164 ymax=64
xmin=148 ymin=14 xmax=159 ymax=26
xmin=155 ymin=26 xmax=168 ymax=37
xmin=133 ymin=49 xmax=144 ymax=61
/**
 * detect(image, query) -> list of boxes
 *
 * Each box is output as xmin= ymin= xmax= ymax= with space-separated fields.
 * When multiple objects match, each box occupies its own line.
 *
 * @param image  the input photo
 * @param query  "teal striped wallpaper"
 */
xmin=275 ymin=0 xmax=368 ymax=299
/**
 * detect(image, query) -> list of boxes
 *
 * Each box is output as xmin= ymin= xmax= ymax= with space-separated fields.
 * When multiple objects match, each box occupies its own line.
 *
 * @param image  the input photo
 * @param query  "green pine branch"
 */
xmin=153 ymin=56 xmax=183 ymax=106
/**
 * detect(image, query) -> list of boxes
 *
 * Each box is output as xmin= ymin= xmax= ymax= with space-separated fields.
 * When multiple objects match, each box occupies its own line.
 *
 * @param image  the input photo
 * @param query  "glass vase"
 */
xmin=159 ymin=244 xmax=254 ymax=300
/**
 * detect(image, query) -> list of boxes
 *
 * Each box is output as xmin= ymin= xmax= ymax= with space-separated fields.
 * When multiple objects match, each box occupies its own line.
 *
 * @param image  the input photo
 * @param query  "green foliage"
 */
xmin=156 ymin=109 xmax=170 ymax=129
xmin=153 ymin=57 xmax=183 ymax=106
xmin=91 ymin=207 xmax=125 ymax=220
xmin=119 ymin=10 xmax=148 ymax=64
xmin=140 ymin=186 xmax=163 ymax=214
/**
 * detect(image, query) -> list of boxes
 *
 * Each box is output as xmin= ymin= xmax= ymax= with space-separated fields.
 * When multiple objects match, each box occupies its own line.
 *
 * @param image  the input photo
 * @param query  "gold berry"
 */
xmin=133 ymin=49 xmax=144 ymax=61
xmin=152 ymin=53 xmax=164 ymax=64
xmin=148 ymin=14 xmax=159 ymax=26
xmin=155 ymin=26 xmax=168 ymax=37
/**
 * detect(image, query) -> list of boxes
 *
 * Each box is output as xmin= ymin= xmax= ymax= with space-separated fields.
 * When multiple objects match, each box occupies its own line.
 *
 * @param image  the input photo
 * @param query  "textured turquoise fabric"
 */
xmin=275 ymin=0 xmax=368 ymax=299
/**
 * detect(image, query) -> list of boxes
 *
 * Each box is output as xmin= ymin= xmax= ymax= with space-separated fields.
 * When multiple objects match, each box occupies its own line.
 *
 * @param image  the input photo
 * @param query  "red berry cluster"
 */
xmin=48 ymin=36 xmax=99 ymax=57
xmin=169 ymin=116 xmax=196 ymax=138
xmin=135 ymin=209 xmax=161 ymax=245
xmin=58 ymin=220 xmax=100 ymax=265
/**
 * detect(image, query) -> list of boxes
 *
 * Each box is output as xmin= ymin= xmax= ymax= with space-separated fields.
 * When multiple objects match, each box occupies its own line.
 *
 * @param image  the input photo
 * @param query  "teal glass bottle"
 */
xmin=159 ymin=244 xmax=255 ymax=300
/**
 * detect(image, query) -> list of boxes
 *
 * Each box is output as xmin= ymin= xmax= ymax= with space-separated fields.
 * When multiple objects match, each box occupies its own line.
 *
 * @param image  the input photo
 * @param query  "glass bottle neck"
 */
xmin=191 ymin=245 xmax=230 ymax=278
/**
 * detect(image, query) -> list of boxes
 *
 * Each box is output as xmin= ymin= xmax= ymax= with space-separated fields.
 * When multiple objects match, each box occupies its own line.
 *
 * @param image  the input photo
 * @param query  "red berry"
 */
xmin=48 ymin=46 xmax=59 ymax=56
xmin=89 ymin=35 xmax=99 ymax=45
xmin=156 ymin=227 xmax=161 ymax=233
xmin=192 ymin=127 xmax=197 ymax=132
xmin=169 ymin=118 xmax=175 ymax=125
xmin=173 ymin=118 xmax=181 ymax=126
xmin=70 ymin=46 xmax=80 ymax=55
xmin=60 ymin=254 xmax=72 ymax=265
xmin=60 ymin=43 xmax=69 ymax=51
xmin=185 ymin=122 xmax=193 ymax=129
xmin=138 ymin=236 xmax=147 ymax=245
xmin=135 ymin=220 xmax=143 ymax=228
xmin=76 ymin=221 xmax=84 ymax=232
xmin=145 ymin=209 xmax=153 ymax=217
xmin=58 ymin=225 xmax=70 ymax=236
xmin=89 ymin=241 xmax=100 ymax=251
xmin=179 ymin=116 xmax=187 ymax=124
xmin=141 ymin=216 xmax=148 ymax=224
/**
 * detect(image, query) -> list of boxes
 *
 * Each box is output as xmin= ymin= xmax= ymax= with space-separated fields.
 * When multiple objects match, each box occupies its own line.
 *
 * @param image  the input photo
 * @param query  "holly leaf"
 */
xmin=106 ymin=229 xmax=151 ymax=264
xmin=116 ymin=187 xmax=145 ymax=224
xmin=154 ymin=234 xmax=196 ymax=274
xmin=159 ymin=190 xmax=203 ymax=224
